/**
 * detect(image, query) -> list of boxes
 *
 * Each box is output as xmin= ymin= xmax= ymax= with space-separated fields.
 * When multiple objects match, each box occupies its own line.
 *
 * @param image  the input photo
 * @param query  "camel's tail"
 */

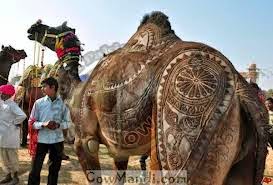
xmin=236 ymin=75 xmax=269 ymax=185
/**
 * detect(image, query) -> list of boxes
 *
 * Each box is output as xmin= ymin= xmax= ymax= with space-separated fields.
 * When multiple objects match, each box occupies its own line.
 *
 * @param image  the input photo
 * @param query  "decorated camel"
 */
xmin=27 ymin=12 xmax=269 ymax=185
xmin=0 ymin=45 xmax=27 ymax=85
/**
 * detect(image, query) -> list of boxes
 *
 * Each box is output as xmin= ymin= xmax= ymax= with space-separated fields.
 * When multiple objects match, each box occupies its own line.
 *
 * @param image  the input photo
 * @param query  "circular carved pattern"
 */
xmin=175 ymin=68 xmax=217 ymax=99
xmin=124 ymin=132 xmax=139 ymax=144
xmin=157 ymin=50 xmax=235 ymax=176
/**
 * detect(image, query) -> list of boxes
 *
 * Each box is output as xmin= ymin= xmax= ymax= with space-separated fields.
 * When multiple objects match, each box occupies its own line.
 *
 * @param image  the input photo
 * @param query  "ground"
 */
xmin=1 ymin=144 xmax=273 ymax=185
xmin=0 ymin=144 xmax=145 ymax=185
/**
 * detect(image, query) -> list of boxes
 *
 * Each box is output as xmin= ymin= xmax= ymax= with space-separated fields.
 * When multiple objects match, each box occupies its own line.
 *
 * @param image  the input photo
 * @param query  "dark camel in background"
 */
xmin=0 ymin=45 xmax=27 ymax=85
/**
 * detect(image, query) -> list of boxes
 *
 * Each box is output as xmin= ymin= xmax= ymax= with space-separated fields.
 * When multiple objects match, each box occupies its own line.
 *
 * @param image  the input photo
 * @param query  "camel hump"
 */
xmin=156 ymin=49 xmax=236 ymax=175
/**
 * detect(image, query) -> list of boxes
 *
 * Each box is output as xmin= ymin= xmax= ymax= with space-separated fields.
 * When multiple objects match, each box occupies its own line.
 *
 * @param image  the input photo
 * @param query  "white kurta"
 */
xmin=0 ymin=99 xmax=27 ymax=148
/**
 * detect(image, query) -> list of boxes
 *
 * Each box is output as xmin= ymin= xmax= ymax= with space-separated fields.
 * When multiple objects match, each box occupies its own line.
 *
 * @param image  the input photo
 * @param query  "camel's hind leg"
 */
xmin=234 ymin=76 xmax=269 ymax=185
xmin=112 ymin=158 xmax=129 ymax=185
xmin=225 ymin=152 xmax=256 ymax=185
xmin=224 ymin=110 xmax=256 ymax=185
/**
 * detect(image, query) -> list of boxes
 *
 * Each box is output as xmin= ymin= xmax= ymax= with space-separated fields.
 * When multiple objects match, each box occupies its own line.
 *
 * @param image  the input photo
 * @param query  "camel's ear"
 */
xmin=36 ymin=19 xmax=42 ymax=24
xmin=62 ymin=21 xmax=68 ymax=27
xmin=1 ymin=45 xmax=4 ymax=49
xmin=72 ymin=29 xmax=76 ymax=33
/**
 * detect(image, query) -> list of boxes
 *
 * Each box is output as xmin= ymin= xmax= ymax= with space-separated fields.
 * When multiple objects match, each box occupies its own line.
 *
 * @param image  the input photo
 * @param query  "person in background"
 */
xmin=0 ymin=84 xmax=27 ymax=184
xmin=265 ymin=97 xmax=273 ymax=147
xmin=27 ymin=77 xmax=71 ymax=185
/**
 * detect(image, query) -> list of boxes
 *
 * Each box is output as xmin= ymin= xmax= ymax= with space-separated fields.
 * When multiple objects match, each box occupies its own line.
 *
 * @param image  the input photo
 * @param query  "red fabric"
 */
xmin=0 ymin=84 xmax=15 ymax=96
xmin=28 ymin=117 xmax=38 ymax=158
xmin=55 ymin=32 xmax=81 ymax=60
xmin=56 ymin=47 xmax=81 ymax=59
xmin=263 ymin=176 xmax=272 ymax=183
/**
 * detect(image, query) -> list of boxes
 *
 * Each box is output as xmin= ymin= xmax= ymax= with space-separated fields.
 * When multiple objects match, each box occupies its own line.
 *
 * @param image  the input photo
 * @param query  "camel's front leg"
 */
xmin=74 ymin=134 xmax=101 ymax=185
xmin=113 ymin=158 xmax=129 ymax=185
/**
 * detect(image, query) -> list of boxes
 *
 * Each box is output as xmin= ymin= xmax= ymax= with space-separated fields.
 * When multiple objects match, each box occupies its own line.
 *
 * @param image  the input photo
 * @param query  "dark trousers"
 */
xmin=28 ymin=142 xmax=63 ymax=185
xmin=21 ymin=119 xmax=28 ymax=146
xmin=139 ymin=155 xmax=149 ymax=170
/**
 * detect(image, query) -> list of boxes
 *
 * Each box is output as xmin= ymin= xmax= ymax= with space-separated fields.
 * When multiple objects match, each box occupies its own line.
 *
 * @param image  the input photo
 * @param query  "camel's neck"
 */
xmin=68 ymin=78 xmax=81 ymax=101
xmin=0 ymin=65 xmax=12 ymax=85
xmin=59 ymin=69 xmax=81 ymax=104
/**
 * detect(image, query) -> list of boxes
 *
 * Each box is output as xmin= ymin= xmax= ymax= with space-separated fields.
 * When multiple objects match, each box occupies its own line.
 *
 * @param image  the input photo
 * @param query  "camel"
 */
xmin=0 ymin=45 xmax=27 ymax=85
xmin=27 ymin=12 xmax=269 ymax=185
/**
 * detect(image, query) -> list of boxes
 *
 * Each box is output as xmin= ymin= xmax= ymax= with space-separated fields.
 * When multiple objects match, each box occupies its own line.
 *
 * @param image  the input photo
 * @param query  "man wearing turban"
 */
xmin=0 ymin=84 xmax=27 ymax=184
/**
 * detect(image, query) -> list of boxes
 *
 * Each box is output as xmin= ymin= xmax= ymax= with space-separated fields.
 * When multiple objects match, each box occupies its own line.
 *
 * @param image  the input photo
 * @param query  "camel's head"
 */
xmin=0 ymin=45 xmax=27 ymax=63
xmin=28 ymin=20 xmax=81 ymax=100
xmin=0 ymin=45 xmax=27 ymax=84
xmin=27 ymin=20 xmax=76 ymax=51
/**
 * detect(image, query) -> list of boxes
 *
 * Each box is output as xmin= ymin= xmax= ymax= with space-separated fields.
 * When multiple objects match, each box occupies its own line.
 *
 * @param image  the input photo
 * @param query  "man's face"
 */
xmin=0 ymin=93 xmax=12 ymax=101
xmin=41 ymin=84 xmax=56 ymax=97
xmin=265 ymin=100 xmax=273 ymax=111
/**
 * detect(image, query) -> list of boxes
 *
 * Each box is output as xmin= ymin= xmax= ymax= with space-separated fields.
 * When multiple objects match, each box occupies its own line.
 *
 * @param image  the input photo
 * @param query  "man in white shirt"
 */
xmin=0 ymin=84 xmax=27 ymax=184
xmin=27 ymin=77 xmax=70 ymax=185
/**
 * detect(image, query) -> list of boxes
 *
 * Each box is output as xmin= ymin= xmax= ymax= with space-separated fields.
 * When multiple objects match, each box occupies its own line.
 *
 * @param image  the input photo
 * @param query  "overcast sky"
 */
xmin=1 ymin=0 xmax=273 ymax=89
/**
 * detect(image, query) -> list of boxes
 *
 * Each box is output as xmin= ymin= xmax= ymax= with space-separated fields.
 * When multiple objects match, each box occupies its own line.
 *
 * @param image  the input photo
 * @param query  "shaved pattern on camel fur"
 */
xmin=26 ymin=12 xmax=269 ymax=185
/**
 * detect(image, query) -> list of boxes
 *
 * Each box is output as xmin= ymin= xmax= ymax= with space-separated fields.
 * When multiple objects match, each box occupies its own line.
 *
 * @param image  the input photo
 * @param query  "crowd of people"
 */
xmin=0 ymin=78 xmax=273 ymax=184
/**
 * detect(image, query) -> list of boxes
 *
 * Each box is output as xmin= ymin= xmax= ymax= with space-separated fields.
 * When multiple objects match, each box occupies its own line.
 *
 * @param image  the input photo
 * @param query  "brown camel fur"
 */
xmin=27 ymin=12 xmax=269 ymax=185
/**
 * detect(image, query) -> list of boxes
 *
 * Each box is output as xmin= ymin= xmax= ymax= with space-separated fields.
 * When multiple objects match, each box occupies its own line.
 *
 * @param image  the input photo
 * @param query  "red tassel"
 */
xmin=28 ymin=117 xmax=38 ymax=159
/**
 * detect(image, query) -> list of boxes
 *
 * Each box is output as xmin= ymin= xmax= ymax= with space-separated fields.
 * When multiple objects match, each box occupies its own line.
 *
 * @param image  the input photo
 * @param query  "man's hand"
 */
xmin=43 ymin=121 xmax=60 ymax=130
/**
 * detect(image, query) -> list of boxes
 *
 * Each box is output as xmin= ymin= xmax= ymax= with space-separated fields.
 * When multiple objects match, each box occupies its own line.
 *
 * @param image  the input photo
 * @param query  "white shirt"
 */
xmin=269 ymin=110 xmax=273 ymax=125
xmin=30 ymin=95 xmax=71 ymax=144
xmin=0 ymin=98 xmax=27 ymax=148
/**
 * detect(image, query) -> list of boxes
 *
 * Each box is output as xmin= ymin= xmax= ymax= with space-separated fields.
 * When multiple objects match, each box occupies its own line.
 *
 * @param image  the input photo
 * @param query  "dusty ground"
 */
xmin=0 ymin=144 xmax=145 ymax=185
xmin=1 ymin=144 xmax=273 ymax=185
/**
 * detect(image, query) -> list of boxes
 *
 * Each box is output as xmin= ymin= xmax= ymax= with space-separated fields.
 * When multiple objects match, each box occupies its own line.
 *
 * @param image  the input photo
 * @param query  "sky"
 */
xmin=1 ymin=0 xmax=273 ymax=89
